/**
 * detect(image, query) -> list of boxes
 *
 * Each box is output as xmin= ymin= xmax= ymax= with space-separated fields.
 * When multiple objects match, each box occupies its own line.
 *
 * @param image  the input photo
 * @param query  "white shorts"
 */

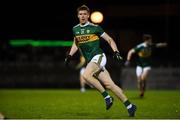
xmin=136 ymin=66 xmax=151 ymax=77
xmin=90 ymin=53 xmax=107 ymax=70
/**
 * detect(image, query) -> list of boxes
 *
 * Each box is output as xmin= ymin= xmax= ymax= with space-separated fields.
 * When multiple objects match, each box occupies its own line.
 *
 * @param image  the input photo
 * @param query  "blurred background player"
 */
xmin=125 ymin=34 xmax=167 ymax=98
xmin=76 ymin=55 xmax=87 ymax=92
xmin=0 ymin=112 xmax=5 ymax=120
xmin=65 ymin=5 xmax=136 ymax=117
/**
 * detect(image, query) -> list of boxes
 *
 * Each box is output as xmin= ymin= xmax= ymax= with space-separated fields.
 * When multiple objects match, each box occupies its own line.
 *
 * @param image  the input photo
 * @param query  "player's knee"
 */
xmin=137 ymin=76 xmax=142 ymax=81
xmin=104 ymin=82 xmax=114 ymax=89
xmin=141 ymin=74 xmax=147 ymax=80
xmin=82 ymin=74 xmax=87 ymax=80
xmin=82 ymin=73 xmax=91 ymax=80
xmin=105 ymin=85 xmax=111 ymax=89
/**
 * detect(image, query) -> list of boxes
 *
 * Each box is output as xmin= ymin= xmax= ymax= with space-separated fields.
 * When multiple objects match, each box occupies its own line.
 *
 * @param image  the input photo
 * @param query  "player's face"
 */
xmin=146 ymin=39 xmax=152 ymax=45
xmin=78 ymin=10 xmax=89 ymax=24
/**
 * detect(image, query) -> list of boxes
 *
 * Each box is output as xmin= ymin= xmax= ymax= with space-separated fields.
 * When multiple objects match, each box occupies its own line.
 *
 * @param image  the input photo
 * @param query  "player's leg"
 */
xmin=136 ymin=66 xmax=143 ymax=96
xmin=97 ymin=69 xmax=127 ymax=102
xmin=0 ymin=112 xmax=5 ymax=120
xmin=83 ymin=62 xmax=105 ymax=92
xmin=140 ymin=67 xmax=151 ymax=97
xmin=80 ymin=67 xmax=86 ymax=92
xmin=97 ymin=69 xmax=137 ymax=117
xmin=80 ymin=74 xmax=86 ymax=92
xmin=82 ymin=54 xmax=113 ymax=110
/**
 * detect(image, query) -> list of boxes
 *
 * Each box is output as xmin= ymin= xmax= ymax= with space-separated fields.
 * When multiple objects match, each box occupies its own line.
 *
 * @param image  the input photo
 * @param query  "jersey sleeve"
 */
xmin=134 ymin=45 xmax=142 ymax=53
xmin=72 ymin=28 xmax=75 ymax=37
xmin=96 ymin=25 xmax=104 ymax=36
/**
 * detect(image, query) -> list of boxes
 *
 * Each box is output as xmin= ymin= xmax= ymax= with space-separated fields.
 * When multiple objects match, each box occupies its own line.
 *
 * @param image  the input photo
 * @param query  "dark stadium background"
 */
xmin=1 ymin=0 xmax=180 ymax=88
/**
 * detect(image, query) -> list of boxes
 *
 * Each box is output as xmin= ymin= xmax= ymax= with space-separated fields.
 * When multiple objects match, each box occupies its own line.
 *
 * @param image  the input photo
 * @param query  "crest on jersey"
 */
xmin=81 ymin=29 xmax=85 ymax=34
xmin=87 ymin=30 xmax=90 ymax=33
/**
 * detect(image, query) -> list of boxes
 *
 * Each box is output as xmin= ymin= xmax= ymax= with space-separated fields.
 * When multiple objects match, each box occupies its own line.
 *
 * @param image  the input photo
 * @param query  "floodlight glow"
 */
xmin=90 ymin=11 xmax=104 ymax=24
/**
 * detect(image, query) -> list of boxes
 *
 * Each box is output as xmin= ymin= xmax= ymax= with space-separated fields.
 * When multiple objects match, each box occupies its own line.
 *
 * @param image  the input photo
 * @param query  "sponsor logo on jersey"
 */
xmin=76 ymin=34 xmax=99 ymax=44
xmin=138 ymin=50 xmax=151 ymax=57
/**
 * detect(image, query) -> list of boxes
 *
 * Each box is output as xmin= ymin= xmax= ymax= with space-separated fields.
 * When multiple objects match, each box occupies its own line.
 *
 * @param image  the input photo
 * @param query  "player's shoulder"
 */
xmin=89 ymin=22 xmax=98 ymax=27
xmin=73 ymin=24 xmax=80 ymax=29
xmin=136 ymin=42 xmax=146 ymax=48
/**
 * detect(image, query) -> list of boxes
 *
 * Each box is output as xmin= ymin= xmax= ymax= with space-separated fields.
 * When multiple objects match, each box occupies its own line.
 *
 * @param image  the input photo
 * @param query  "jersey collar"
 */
xmin=80 ymin=21 xmax=90 ymax=27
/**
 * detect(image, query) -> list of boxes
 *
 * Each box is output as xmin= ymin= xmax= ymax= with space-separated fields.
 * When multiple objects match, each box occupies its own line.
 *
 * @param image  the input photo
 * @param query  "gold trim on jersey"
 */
xmin=75 ymin=34 xmax=99 ymax=44
xmin=138 ymin=51 xmax=151 ymax=57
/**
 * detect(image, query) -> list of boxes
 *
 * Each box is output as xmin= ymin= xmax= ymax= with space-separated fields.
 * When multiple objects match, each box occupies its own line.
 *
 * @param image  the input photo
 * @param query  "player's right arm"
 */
xmin=64 ymin=38 xmax=78 ymax=66
xmin=68 ymin=38 xmax=78 ymax=56
xmin=125 ymin=48 xmax=136 ymax=66
xmin=127 ymin=49 xmax=135 ymax=61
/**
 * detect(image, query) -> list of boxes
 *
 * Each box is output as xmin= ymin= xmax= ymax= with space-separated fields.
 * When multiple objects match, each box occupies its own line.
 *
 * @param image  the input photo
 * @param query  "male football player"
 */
xmin=65 ymin=5 xmax=136 ymax=117
xmin=125 ymin=34 xmax=167 ymax=97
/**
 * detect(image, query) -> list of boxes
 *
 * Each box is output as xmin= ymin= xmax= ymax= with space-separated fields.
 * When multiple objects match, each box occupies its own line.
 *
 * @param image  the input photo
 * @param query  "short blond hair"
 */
xmin=77 ymin=5 xmax=90 ymax=14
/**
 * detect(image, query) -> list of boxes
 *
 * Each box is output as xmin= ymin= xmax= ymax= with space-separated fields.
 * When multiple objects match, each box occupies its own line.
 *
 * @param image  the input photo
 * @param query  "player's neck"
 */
xmin=80 ymin=21 xmax=89 ymax=27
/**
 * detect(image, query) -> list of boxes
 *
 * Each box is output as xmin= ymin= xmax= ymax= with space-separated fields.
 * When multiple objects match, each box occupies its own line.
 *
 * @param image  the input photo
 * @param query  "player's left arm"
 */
xmin=68 ymin=38 xmax=78 ymax=56
xmin=101 ymin=32 xmax=119 ymax=52
xmin=101 ymin=32 xmax=123 ymax=60
xmin=155 ymin=42 xmax=168 ymax=48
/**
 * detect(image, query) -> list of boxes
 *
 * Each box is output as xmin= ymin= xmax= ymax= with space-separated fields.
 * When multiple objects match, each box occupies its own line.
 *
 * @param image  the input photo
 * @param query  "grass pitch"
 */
xmin=0 ymin=89 xmax=180 ymax=119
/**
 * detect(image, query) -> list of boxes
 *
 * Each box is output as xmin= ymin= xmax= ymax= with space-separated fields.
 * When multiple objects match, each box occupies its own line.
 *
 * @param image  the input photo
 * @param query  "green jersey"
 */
xmin=134 ymin=42 xmax=153 ymax=67
xmin=73 ymin=22 xmax=104 ymax=62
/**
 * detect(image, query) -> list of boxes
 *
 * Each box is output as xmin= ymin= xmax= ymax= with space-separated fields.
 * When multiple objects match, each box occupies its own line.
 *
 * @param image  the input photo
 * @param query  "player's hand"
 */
xmin=64 ymin=55 xmax=72 ymax=67
xmin=113 ymin=51 xmax=123 ymax=61
xmin=124 ymin=60 xmax=130 ymax=67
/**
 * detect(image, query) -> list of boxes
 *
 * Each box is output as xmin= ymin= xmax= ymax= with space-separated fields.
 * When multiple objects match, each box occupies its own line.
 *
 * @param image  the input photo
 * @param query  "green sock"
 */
xmin=124 ymin=100 xmax=131 ymax=107
xmin=101 ymin=91 xmax=109 ymax=98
